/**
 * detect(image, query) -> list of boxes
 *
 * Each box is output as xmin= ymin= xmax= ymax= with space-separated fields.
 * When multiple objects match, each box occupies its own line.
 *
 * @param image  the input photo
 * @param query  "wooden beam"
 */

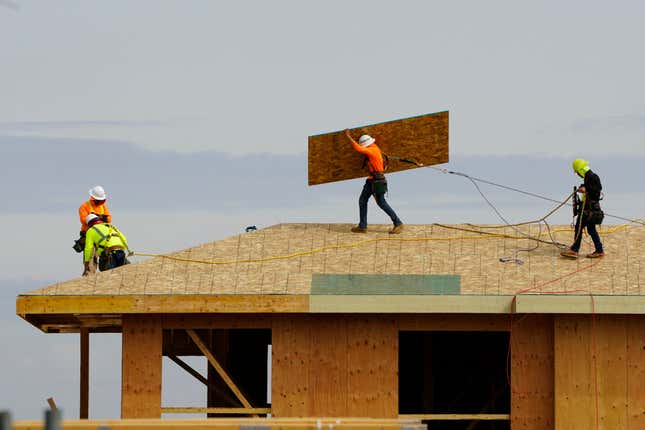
xmin=399 ymin=414 xmax=509 ymax=420
xmin=13 ymin=417 xmax=427 ymax=429
xmin=166 ymin=355 xmax=208 ymax=386
xmin=514 ymin=294 xmax=645 ymax=314
xmin=46 ymin=397 xmax=57 ymax=411
xmin=185 ymin=329 xmax=253 ymax=409
xmin=80 ymin=328 xmax=89 ymax=419
xmin=17 ymin=295 xmax=309 ymax=316
xmin=309 ymin=295 xmax=513 ymax=313
xmin=161 ymin=407 xmax=269 ymax=414
xmin=121 ymin=316 xmax=162 ymax=418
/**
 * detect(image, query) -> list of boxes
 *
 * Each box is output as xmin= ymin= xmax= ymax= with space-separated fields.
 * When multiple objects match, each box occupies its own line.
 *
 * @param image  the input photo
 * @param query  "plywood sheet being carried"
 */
xmin=308 ymin=111 xmax=449 ymax=185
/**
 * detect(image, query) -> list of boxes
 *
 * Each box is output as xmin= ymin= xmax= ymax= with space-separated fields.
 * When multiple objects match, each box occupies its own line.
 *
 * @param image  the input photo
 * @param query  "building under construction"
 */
xmin=15 ymin=222 xmax=645 ymax=430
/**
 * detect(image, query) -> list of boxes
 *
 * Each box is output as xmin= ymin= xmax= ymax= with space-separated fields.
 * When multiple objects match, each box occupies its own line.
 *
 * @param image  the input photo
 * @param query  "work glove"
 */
xmin=99 ymin=214 xmax=109 ymax=222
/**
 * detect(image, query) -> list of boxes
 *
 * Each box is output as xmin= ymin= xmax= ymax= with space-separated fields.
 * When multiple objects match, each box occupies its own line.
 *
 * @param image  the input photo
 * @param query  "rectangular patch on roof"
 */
xmin=311 ymin=274 xmax=460 ymax=295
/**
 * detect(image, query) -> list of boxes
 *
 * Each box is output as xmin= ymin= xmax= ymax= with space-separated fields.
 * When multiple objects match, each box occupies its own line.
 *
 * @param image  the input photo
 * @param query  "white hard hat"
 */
xmin=358 ymin=134 xmax=375 ymax=147
xmin=86 ymin=213 xmax=100 ymax=225
xmin=89 ymin=185 xmax=106 ymax=200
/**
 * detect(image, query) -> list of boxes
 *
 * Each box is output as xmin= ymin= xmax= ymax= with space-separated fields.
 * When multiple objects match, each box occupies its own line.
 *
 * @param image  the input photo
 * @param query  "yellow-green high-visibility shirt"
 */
xmin=84 ymin=223 xmax=129 ymax=263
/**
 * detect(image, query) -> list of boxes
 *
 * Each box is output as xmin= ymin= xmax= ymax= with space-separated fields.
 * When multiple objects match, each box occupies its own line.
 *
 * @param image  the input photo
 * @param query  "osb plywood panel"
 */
xmin=555 ymin=316 xmax=644 ymax=430
xmin=23 ymin=223 xmax=645 ymax=298
xmin=510 ymin=315 xmax=554 ymax=429
xmin=554 ymin=316 xmax=594 ymax=430
xmin=346 ymin=317 xmax=398 ymax=417
xmin=121 ymin=315 xmax=162 ymax=418
xmin=271 ymin=316 xmax=398 ymax=418
xmin=626 ymin=317 xmax=645 ymax=429
xmin=308 ymin=111 xmax=449 ymax=186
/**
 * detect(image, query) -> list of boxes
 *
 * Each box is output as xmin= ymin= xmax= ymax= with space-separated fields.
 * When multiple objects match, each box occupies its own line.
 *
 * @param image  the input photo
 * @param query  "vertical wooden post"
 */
xmin=121 ymin=315 xmax=162 ymax=418
xmin=80 ymin=327 xmax=89 ymax=419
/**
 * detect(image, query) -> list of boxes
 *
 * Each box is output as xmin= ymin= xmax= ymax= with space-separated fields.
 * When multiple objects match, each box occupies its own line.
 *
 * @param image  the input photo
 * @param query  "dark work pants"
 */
xmin=570 ymin=216 xmax=604 ymax=253
xmin=99 ymin=250 xmax=127 ymax=271
xmin=358 ymin=179 xmax=402 ymax=228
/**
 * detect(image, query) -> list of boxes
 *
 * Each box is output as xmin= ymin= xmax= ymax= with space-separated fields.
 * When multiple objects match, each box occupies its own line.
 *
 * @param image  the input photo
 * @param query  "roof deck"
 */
xmin=17 ymin=223 xmax=645 ymax=332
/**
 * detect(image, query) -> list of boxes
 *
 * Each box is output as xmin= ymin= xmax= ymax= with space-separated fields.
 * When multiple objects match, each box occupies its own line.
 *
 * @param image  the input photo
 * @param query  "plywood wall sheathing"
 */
xmin=121 ymin=315 xmax=162 ymax=419
xmin=308 ymin=111 xmax=449 ymax=185
xmin=510 ymin=315 xmax=554 ymax=429
xmin=271 ymin=315 xmax=397 ymax=418
xmin=555 ymin=315 xmax=645 ymax=430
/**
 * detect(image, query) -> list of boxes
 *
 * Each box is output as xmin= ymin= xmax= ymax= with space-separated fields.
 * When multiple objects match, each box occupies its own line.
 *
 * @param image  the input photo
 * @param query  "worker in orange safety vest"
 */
xmin=73 ymin=185 xmax=113 ymax=274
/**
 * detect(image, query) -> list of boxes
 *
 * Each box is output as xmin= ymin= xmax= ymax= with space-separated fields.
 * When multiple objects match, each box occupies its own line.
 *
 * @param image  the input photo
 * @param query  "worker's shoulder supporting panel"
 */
xmin=121 ymin=315 xmax=162 ymax=418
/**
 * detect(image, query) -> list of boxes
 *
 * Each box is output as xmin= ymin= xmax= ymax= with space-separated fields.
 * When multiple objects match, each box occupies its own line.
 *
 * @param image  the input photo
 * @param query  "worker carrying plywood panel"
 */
xmin=344 ymin=129 xmax=404 ymax=234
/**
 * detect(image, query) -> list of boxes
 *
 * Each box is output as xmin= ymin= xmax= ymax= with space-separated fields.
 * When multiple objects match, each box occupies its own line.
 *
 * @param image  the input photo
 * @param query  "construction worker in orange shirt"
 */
xmin=73 ymin=186 xmax=113 ymax=274
xmin=344 ymin=129 xmax=404 ymax=234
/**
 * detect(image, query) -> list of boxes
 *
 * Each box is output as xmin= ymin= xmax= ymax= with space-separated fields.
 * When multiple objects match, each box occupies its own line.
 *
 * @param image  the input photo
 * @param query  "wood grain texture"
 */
xmin=346 ymin=317 xmax=398 ymax=418
xmin=626 ymin=316 xmax=645 ymax=430
xmin=554 ymin=316 xmax=594 ymax=430
xmin=510 ymin=315 xmax=554 ymax=429
xmin=20 ymin=223 xmax=645 ymax=305
xmin=308 ymin=111 xmax=449 ymax=185
xmin=121 ymin=316 xmax=162 ymax=418
xmin=271 ymin=316 xmax=311 ymax=416
xmin=596 ymin=316 xmax=628 ymax=430
xmin=271 ymin=315 xmax=398 ymax=418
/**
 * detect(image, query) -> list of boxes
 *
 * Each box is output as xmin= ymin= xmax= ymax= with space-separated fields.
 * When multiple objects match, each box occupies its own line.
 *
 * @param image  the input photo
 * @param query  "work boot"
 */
xmin=586 ymin=251 xmax=605 ymax=258
xmin=389 ymin=224 xmax=404 ymax=234
xmin=351 ymin=226 xmax=368 ymax=233
xmin=560 ymin=249 xmax=578 ymax=259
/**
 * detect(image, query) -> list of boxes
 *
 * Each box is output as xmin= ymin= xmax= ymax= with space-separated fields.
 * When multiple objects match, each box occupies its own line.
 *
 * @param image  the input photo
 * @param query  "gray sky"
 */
xmin=2 ymin=0 xmax=645 ymax=421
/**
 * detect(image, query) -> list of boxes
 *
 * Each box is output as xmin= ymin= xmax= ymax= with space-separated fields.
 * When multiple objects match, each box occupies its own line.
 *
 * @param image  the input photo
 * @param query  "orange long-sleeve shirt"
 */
xmin=78 ymin=200 xmax=112 ymax=232
xmin=351 ymin=141 xmax=384 ymax=178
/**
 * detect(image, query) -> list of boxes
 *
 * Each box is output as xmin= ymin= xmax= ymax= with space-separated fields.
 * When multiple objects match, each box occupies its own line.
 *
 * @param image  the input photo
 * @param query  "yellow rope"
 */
xmin=133 ymin=218 xmax=643 ymax=266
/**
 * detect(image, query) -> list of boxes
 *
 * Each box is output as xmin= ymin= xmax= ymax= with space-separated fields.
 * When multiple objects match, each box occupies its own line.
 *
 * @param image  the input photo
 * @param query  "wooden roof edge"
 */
xmin=16 ymin=293 xmax=645 ymax=317
xmin=16 ymin=294 xmax=310 ymax=316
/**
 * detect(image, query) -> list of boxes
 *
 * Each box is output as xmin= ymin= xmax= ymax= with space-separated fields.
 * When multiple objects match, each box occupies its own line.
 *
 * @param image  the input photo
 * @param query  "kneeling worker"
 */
xmin=83 ymin=214 xmax=132 ymax=276
xmin=344 ymin=129 xmax=404 ymax=234
xmin=560 ymin=158 xmax=604 ymax=259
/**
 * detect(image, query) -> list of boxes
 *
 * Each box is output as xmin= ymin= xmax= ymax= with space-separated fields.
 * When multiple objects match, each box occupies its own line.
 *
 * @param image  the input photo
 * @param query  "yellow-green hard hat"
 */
xmin=572 ymin=158 xmax=590 ymax=177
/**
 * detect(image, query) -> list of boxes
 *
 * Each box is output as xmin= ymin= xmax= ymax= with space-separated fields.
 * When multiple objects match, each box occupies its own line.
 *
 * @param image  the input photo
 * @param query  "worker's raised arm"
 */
xmin=344 ymin=129 xmax=369 ymax=155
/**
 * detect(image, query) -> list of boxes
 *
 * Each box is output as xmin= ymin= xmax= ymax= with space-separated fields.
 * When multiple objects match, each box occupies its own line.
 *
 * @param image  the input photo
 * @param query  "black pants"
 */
xmin=570 ymin=216 xmax=603 ymax=253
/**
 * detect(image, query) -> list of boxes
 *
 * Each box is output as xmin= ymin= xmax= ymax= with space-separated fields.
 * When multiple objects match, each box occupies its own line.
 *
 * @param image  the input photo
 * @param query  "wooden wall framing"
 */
xmin=113 ymin=313 xmax=644 ymax=426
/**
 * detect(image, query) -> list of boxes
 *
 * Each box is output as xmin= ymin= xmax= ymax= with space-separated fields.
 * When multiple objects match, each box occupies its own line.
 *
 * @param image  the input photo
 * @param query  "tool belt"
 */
xmin=98 ymin=246 xmax=125 ymax=271
xmin=371 ymin=172 xmax=388 ymax=196
xmin=582 ymin=200 xmax=604 ymax=225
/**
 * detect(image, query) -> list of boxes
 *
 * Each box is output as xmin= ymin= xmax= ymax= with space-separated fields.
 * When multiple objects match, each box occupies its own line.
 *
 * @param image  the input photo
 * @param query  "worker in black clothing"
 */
xmin=560 ymin=159 xmax=605 ymax=259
